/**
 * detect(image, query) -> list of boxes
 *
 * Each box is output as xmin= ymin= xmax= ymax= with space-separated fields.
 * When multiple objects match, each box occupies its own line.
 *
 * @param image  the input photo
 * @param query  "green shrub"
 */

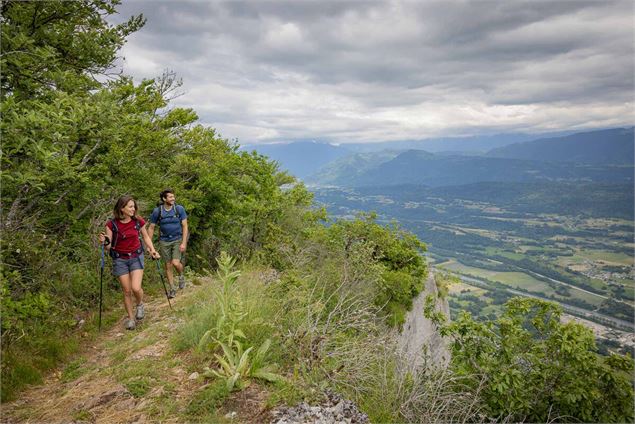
xmin=433 ymin=271 xmax=459 ymax=300
xmin=192 ymin=253 xmax=282 ymax=391
xmin=427 ymin=296 xmax=635 ymax=422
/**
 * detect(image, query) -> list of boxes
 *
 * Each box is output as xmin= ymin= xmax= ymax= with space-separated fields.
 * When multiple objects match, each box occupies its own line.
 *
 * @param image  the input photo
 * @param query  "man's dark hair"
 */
xmin=159 ymin=189 xmax=174 ymax=204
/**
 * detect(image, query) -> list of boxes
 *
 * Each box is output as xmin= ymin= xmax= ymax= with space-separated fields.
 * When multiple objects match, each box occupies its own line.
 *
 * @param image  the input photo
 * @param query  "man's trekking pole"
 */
xmin=99 ymin=241 xmax=105 ymax=331
xmin=154 ymin=258 xmax=173 ymax=310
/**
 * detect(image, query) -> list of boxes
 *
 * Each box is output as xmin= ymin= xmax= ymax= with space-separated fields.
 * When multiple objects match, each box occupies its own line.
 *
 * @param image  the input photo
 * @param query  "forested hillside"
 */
xmin=2 ymin=2 xmax=633 ymax=422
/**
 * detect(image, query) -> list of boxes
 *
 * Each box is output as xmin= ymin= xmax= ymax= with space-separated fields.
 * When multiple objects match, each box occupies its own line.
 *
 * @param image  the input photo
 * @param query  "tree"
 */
xmin=1 ymin=0 xmax=144 ymax=99
xmin=426 ymin=297 xmax=634 ymax=422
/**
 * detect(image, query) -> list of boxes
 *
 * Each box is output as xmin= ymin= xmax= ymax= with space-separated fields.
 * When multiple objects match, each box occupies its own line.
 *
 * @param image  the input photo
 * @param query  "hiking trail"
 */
xmin=2 ymin=277 xmax=271 ymax=423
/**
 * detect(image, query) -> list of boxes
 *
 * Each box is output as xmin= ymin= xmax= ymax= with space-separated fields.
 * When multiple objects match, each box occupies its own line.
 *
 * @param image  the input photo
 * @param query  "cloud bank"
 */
xmin=111 ymin=0 xmax=634 ymax=144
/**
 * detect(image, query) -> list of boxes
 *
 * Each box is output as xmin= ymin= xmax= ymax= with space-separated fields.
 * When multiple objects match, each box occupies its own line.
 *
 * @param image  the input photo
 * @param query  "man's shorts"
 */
xmin=112 ymin=253 xmax=144 ymax=277
xmin=159 ymin=239 xmax=182 ymax=262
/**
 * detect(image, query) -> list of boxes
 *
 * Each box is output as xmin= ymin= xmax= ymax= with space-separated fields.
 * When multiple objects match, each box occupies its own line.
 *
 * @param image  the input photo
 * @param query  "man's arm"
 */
xmin=148 ymin=207 xmax=159 ymax=241
xmin=179 ymin=219 xmax=188 ymax=252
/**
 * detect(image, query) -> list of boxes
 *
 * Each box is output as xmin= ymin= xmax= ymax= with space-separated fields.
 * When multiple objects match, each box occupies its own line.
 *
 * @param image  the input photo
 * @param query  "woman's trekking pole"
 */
xmin=154 ymin=258 xmax=173 ymax=310
xmin=99 ymin=243 xmax=105 ymax=331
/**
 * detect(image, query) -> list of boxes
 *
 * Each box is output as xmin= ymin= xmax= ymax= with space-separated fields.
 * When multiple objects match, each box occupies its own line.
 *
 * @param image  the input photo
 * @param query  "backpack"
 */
xmin=155 ymin=204 xmax=182 ymax=226
xmin=109 ymin=217 xmax=144 ymax=259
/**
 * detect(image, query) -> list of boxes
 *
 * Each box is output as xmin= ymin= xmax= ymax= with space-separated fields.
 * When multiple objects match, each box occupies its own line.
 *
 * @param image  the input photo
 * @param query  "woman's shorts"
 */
xmin=112 ymin=253 xmax=144 ymax=277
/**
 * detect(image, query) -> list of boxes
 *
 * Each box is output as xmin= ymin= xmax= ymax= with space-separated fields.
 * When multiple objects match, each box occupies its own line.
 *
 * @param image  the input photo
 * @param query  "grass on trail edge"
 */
xmin=1 ymin=275 xmax=281 ymax=423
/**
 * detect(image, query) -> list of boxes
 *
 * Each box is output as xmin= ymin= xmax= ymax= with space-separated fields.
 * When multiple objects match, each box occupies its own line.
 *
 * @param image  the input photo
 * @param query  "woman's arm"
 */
xmin=99 ymin=226 xmax=113 ymax=252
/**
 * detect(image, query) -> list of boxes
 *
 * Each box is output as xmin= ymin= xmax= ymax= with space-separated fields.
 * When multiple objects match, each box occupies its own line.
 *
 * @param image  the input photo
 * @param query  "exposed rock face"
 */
xmin=395 ymin=272 xmax=450 ymax=370
xmin=271 ymin=390 xmax=369 ymax=424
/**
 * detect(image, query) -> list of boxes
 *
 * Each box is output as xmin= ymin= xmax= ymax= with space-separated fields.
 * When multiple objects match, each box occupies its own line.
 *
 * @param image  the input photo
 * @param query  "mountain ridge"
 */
xmin=487 ymin=127 xmax=634 ymax=164
xmin=309 ymin=149 xmax=633 ymax=187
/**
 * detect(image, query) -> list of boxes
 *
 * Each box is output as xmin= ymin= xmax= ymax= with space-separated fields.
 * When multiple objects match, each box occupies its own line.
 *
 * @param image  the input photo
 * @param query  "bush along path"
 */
xmin=2 ymin=274 xmax=272 ymax=423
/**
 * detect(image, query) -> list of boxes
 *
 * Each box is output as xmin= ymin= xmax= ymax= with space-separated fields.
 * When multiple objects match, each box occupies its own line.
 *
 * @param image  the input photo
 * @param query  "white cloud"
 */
xmin=119 ymin=44 xmax=162 ymax=78
xmin=263 ymin=21 xmax=305 ymax=50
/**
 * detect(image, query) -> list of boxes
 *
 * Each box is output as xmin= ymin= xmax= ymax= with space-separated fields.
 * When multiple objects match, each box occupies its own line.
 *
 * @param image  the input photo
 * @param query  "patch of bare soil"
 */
xmin=218 ymin=384 xmax=272 ymax=423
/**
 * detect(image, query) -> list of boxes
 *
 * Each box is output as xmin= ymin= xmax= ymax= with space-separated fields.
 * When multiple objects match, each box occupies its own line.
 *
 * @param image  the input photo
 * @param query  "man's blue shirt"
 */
xmin=150 ymin=204 xmax=187 ymax=242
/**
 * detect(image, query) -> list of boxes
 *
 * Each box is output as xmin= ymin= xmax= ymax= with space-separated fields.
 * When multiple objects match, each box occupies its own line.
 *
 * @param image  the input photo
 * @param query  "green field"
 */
xmin=448 ymin=281 xmax=487 ymax=296
xmin=575 ymin=250 xmax=634 ymax=266
xmin=483 ymin=247 xmax=524 ymax=260
xmin=492 ymin=272 xmax=554 ymax=292
xmin=441 ymin=260 xmax=499 ymax=278
xmin=440 ymin=259 xmax=606 ymax=307
xmin=616 ymin=278 xmax=635 ymax=288
xmin=442 ymin=261 xmax=553 ymax=291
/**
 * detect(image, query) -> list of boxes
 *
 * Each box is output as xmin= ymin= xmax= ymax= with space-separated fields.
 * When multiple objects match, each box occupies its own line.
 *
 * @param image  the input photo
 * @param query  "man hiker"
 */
xmin=148 ymin=189 xmax=188 ymax=298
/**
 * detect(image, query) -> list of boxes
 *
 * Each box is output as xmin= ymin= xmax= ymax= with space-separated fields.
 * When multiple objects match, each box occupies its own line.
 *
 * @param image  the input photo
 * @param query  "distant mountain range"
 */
xmin=487 ymin=128 xmax=634 ymax=164
xmin=241 ymin=141 xmax=351 ymax=178
xmin=244 ymin=127 xmax=634 ymax=185
xmin=343 ymin=131 xmax=574 ymax=154
xmin=307 ymin=150 xmax=633 ymax=187
xmin=307 ymin=127 xmax=634 ymax=187
xmin=242 ymin=130 xmax=574 ymax=176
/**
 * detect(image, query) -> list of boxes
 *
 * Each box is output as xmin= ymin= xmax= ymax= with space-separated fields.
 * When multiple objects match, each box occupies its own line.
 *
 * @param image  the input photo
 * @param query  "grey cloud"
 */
xmin=111 ymin=0 xmax=633 ymax=143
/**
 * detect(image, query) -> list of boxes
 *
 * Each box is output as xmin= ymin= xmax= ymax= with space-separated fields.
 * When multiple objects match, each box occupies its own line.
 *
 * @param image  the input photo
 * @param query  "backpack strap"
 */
xmin=134 ymin=217 xmax=145 ymax=252
xmin=155 ymin=206 xmax=163 ymax=227
xmin=110 ymin=218 xmax=119 ymax=250
xmin=109 ymin=218 xmax=144 ymax=259
xmin=157 ymin=204 xmax=181 ymax=224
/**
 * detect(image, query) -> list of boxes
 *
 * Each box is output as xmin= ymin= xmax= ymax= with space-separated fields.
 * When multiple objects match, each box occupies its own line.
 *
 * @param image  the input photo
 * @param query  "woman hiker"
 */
xmin=99 ymin=195 xmax=160 ymax=330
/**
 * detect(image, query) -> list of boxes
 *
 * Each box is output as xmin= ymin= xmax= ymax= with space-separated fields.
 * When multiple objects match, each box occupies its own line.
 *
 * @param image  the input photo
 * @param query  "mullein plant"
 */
xmin=198 ymin=251 xmax=246 ymax=351
xmin=200 ymin=252 xmax=282 ymax=391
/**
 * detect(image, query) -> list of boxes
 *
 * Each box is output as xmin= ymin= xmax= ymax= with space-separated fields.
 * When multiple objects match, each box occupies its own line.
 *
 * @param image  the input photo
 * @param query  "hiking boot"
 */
xmin=135 ymin=303 xmax=145 ymax=320
xmin=178 ymin=275 xmax=186 ymax=290
xmin=168 ymin=289 xmax=176 ymax=299
xmin=124 ymin=318 xmax=136 ymax=330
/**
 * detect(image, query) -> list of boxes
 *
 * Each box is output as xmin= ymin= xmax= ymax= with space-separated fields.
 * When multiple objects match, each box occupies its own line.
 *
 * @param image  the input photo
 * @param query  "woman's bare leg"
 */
xmin=130 ymin=269 xmax=144 ymax=306
xmin=119 ymin=274 xmax=134 ymax=319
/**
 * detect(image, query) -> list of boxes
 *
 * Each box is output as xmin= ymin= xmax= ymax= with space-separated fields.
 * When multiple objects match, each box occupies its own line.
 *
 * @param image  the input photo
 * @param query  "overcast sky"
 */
xmin=110 ymin=0 xmax=634 ymax=144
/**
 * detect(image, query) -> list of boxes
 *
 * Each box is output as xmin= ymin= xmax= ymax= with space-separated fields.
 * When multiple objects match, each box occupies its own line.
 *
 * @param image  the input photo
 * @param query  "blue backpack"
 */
xmin=156 ymin=204 xmax=182 ymax=226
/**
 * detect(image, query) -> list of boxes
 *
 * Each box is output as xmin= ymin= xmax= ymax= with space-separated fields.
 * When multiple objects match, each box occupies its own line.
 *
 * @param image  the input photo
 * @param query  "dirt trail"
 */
xmin=3 ymin=286 xmax=199 ymax=423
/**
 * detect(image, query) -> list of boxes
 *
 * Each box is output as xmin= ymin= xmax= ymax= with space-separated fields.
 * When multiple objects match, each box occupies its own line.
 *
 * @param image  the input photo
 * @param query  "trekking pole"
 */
xmin=99 ymin=241 xmax=105 ymax=331
xmin=154 ymin=258 xmax=173 ymax=310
